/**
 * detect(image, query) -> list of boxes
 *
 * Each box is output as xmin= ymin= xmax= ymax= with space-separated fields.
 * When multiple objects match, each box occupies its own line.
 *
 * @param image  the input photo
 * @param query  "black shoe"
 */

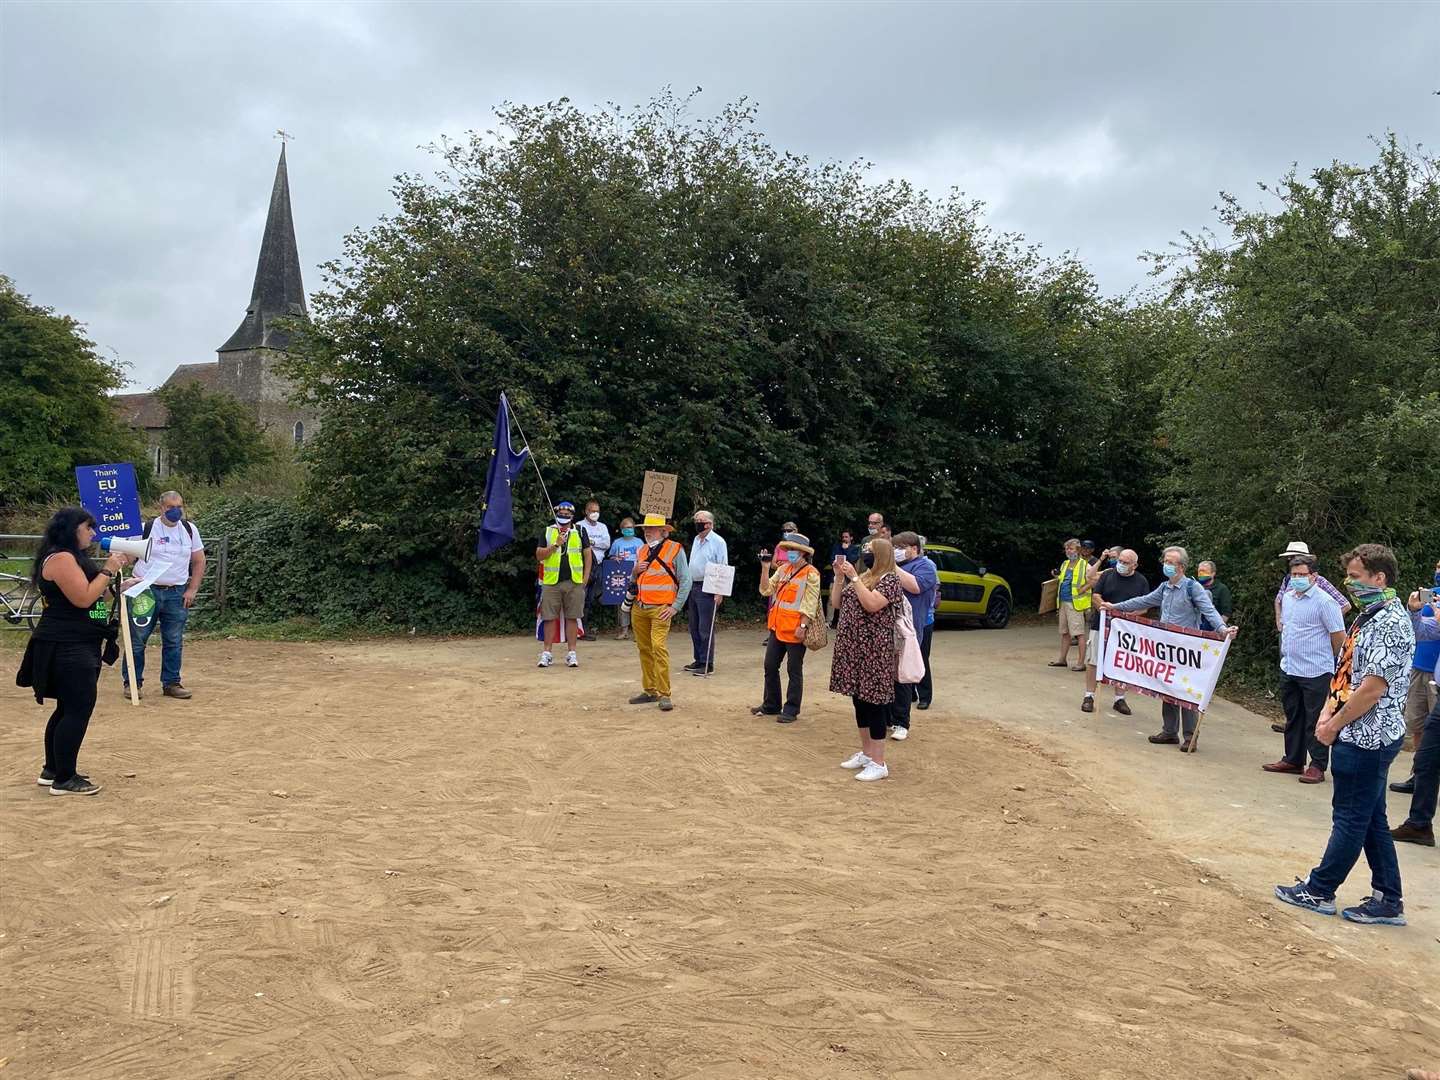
xmin=628 ymin=693 xmax=659 ymax=705
xmin=1390 ymin=778 xmax=1416 ymax=795
xmin=917 ymin=701 xmax=931 ymax=711
xmin=1148 ymin=732 xmax=1180 ymax=745
xmin=36 ymin=768 xmax=89 ymax=787
xmin=49 ymin=776 xmax=102 ymax=796
xmin=1113 ymin=699 xmax=1132 ymax=716
xmin=1271 ymin=722 xmax=1285 ymax=733
xmin=776 ymin=714 xmax=798 ymax=724
xmin=1081 ymin=697 xmax=1095 ymax=713
xmin=682 ymin=662 xmax=704 ymax=672
xmin=690 ymin=666 xmax=713 ymax=676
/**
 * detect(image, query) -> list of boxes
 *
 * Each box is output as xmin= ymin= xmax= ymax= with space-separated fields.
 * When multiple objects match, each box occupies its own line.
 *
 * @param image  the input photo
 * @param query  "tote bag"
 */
xmin=894 ymin=589 xmax=925 ymax=685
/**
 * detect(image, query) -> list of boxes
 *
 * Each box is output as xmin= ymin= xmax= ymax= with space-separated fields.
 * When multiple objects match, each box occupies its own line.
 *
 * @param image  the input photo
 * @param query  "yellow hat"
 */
xmin=640 ymin=513 xmax=671 ymax=529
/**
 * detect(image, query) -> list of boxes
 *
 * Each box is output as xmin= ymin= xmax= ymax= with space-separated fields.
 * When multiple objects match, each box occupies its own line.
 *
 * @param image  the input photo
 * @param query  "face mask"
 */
xmin=1290 ymin=576 xmax=1313 ymax=592
xmin=1346 ymin=579 xmax=1390 ymax=605
xmin=164 ymin=507 xmax=183 ymax=523
xmin=621 ymin=528 xmax=635 ymax=538
xmin=1197 ymin=574 xmax=1213 ymax=584
xmin=555 ymin=516 xmax=572 ymax=527
xmin=694 ymin=521 xmax=709 ymax=532
xmin=1433 ymin=571 xmax=1440 ymax=587
xmin=586 ymin=512 xmax=599 ymax=523
xmin=894 ymin=548 xmax=910 ymax=562
xmin=784 ymin=550 xmax=801 ymax=565
xmin=1065 ymin=552 xmax=1078 ymax=562
xmin=1107 ymin=558 xmax=1117 ymax=568
xmin=1163 ymin=564 xmax=1179 ymax=579
xmin=867 ymin=527 xmax=879 ymax=536
xmin=1116 ymin=563 xmax=1135 ymax=576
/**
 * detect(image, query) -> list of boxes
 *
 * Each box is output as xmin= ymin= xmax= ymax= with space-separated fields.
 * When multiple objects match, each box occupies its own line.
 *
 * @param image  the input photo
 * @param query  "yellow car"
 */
xmin=925 ymin=544 xmax=1012 ymax=629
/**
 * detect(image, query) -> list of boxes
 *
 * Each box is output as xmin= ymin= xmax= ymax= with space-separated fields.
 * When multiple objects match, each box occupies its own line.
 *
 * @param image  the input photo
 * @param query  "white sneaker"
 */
xmin=565 ymin=651 xmax=579 ymax=668
xmin=840 ymin=752 xmax=872 ymax=770
xmin=855 ymin=762 xmax=890 ymax=782
xmin=891 ymin=727 xmax=909 ymax=741
xmin=537 ymin=651 xmax=554 ymax=668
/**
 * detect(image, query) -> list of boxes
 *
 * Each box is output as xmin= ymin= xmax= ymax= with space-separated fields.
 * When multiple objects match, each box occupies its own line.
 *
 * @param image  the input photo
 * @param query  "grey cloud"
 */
xmin=2 ymin=0 xmax=1436 ymax=389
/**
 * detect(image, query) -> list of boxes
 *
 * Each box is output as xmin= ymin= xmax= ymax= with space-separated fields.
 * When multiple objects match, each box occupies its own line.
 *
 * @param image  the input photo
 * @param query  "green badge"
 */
xmin=130 ymin=590 xmax=156 ymax=618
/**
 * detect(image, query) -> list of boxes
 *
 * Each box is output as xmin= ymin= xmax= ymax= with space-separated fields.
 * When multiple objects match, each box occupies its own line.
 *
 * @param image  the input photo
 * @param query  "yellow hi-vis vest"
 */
xmin=1060 ymin=558 xmax=1091 ymax=611
xmin=541 ymin=526 xmax=585 ymax=585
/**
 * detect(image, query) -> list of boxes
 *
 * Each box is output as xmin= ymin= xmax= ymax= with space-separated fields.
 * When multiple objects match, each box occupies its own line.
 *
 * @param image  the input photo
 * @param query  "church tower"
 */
xmin=216 ymin=143 xmax=316 ymax=445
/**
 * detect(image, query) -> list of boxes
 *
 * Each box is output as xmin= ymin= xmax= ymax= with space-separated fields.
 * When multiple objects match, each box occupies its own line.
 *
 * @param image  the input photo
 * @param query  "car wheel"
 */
xmin=983 ymin=590 xmax=1011 ymax=629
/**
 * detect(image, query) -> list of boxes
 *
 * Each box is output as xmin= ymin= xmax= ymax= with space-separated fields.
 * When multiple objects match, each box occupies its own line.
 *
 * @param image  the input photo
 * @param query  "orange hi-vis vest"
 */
xmin=636 ymin=539 xmax=683 ymax=607
xmin=768 ymin=563 xmax=818 ymax=643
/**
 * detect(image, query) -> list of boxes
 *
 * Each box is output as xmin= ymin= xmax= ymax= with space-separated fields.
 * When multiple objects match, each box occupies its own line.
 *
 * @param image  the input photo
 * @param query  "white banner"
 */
xmin=1098 ymin=611 xmax=1232 ymax=711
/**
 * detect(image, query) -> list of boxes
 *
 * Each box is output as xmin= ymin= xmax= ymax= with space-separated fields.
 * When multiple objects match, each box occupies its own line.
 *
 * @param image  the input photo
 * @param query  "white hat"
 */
xmin=1277 ymin=540 xmax=1312 ymax=558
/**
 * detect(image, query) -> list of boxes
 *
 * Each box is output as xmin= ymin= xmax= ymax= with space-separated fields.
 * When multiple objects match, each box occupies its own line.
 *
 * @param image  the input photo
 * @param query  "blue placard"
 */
xmin=599 ymin=558 xmax=633 ymax=605
xmin=75 ymin=462 xmax=143 ymax=540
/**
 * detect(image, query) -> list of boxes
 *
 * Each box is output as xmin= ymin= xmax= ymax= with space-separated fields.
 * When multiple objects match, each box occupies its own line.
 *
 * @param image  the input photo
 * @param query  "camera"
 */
xmin=758 ymin=549 xmax=772 ymax=563
xmin=620 ymin=584 xmax=639 ymax=614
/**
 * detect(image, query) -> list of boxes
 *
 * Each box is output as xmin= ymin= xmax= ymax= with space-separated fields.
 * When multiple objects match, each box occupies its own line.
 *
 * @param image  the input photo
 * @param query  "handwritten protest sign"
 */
xmin=639 ymin=471 xmax=678 ymax=519
xmin=702 ymin=562 xmax=735 ymax=597
xmin=1098 ymin=611 xmax=1232 ymax=710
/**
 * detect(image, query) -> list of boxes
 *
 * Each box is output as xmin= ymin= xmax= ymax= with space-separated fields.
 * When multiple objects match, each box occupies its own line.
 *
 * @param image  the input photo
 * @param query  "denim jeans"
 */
xmin=1404 ymin=695 xmax=1440 ymax=829
xmin=1307 ymin=737 xmax=1403 ymax=901
xmin=126 ymin=585 xmax=188 ymax=687
xmin=687 ymin=590 xmax=717 ymax=668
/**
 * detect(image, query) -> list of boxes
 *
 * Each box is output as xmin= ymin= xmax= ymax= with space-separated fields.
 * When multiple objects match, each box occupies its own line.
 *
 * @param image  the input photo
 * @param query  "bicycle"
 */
xmin=0 ymin=552 xmax=41 ymax=630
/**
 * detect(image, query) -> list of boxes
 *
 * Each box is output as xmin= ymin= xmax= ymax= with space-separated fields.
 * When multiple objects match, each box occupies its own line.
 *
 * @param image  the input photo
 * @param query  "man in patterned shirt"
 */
xmin=1275 ymin=544 xmax=1415 ymax=927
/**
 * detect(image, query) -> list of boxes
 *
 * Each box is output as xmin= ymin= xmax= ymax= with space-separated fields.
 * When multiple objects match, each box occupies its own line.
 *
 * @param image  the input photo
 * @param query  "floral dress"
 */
xmin=829 ymin=573 xmax=902 ymax=704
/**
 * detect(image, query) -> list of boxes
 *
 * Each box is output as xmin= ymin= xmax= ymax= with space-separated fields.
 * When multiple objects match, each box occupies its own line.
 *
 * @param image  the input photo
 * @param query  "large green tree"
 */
xmin=1152 ymin=135 xmax=1440 ymax=679
xmin=279 ymin=94 xmax=1143 ymax=627
xmin=155 ymin=382 xmax=271 ymax=485
xmin=0 ymin=276 xmax=147 ymax=509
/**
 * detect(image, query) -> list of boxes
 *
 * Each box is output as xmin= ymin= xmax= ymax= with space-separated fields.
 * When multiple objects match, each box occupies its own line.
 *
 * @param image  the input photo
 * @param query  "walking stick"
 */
xmin=702 ymin=597 xmax=719 ymax=679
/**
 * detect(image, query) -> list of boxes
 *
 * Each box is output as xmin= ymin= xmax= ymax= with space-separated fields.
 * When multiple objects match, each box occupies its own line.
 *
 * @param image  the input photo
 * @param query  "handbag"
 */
xmin=804 ymin=617 xmax=828 ymax=651
xmin=893 ymin=583 xmax=925 ymax=684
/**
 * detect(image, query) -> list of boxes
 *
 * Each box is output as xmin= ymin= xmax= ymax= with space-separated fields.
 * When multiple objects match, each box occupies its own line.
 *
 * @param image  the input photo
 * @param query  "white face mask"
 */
xmin=555 ymin=516 xmax=572 ymax=527
xmin=868 ymin=526 xmax=879 ymax=536
xmin=1116 ymin=563 xmax=1136 ymax=576
xmin=894 ymin=547 xmax=910 ymax=562
xmin=586 ymin=512 xmax=599 ymax=523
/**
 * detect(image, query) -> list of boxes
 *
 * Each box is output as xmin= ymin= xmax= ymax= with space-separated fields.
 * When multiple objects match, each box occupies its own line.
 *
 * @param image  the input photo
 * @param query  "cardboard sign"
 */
xmin=1098 ymin=611 xmax=1232 ymax=711
xmin=702 ymin=562 xmax=735 ymax=597
xmin=75 ymin=463 xmax=142 ymax=540
xmin=639 ymin=471 xmax=678 ymax=519
xmin=1038 ymin=577 xmax=1058 ymax=615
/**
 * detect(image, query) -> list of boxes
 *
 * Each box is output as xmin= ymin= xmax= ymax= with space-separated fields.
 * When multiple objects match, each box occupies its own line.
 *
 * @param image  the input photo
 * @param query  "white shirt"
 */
xmin=579 ymin=518 xmax=611 ymax=559
xmin=134 ymin=517 xmax=204 ymax=586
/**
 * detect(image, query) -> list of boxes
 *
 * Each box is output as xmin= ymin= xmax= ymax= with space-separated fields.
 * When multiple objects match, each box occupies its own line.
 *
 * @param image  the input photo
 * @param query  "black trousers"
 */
xmin=762 ymin=633 xmax=806 ymax=717
xmin=917 ymin=624 xmax=934 ymax=706
xmin=1280 ymin=671 xmax=1331 ymax=770
xmin=854 ymin=697 xmax=889 ymax=740
xmin=42 ymin=641 xmax=101 ymax=784
xmin=1404 ymin=694 xmax=1440 ymax=829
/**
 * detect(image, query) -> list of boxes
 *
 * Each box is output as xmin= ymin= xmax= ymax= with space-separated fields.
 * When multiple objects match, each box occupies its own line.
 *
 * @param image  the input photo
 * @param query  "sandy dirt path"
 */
xmin=1 ymin=624 xmax=1435 ymax=1079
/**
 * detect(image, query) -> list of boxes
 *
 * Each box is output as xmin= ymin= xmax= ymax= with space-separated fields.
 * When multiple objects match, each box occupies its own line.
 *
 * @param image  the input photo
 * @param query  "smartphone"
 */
xmin=1418 ymin=587 xmax=1437 ymax=605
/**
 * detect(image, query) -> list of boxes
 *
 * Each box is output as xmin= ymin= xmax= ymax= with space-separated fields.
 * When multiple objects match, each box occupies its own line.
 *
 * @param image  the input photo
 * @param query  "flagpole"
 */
xmin=502 ymin=392 xmax=557 ymax=514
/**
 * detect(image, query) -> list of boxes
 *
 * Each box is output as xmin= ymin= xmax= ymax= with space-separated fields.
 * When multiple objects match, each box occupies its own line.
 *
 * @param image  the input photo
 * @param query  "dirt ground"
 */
xmin=1 ymin=622 xmax=1436 ymax=1079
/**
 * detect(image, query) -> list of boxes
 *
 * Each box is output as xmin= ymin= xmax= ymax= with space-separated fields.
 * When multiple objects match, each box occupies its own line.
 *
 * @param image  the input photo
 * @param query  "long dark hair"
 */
xmin=32 ymin=506 xmax=98 ymax=587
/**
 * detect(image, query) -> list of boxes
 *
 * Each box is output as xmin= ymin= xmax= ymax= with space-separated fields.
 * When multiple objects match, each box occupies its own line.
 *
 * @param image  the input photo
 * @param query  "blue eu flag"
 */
xmin=475 ymin=393 xmax=530 ymax=560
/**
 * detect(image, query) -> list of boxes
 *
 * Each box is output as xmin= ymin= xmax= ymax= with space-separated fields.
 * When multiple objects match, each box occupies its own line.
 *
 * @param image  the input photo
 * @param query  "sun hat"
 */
xmin=1277 ymin=540 xmax=1313 ymax=558
xmin=777 ymin=532 xmax=815 ymax=556
xmin=640 ymin=513 xmax=671 ymax=530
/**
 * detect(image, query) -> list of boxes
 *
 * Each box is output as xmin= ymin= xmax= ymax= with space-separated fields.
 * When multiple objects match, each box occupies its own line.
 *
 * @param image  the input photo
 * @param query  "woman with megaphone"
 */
xmin=15 ymin=507 xmax=131 ymax=796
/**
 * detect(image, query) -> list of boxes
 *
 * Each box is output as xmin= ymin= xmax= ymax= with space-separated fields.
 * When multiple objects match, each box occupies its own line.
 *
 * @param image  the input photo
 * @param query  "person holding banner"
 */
xmin=752 ymin=533 xmax=821 ymax=723
xmin=627 ymin=515 xmax=690 ymax=712
xmin=608 ymin=518 xmax=644 ymax=641
xmin=1276 ymin=544 xmax=1414 ymax=927
xmin=15 ymin=508 xmax=130 ymax=796
xmin=1102 ymin=545 xmax=1235 ymax=751
xmin=1082 ymin=548 xmax=1148 ymax=715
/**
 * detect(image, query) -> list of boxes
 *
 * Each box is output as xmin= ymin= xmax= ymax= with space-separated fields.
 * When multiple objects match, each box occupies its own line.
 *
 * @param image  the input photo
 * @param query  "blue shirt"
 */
xmin=1413 ymin=604 xmax=1439 ymax=673
xmin=1058 ymin=558 xmax=1083 ymax=603
xmin=898 ymin=556 xmax=938 ymax=633
xmin=1111 ymin=575 xmax=1226 ymax=631
xmin=609 ymin=536 xmax=644 ymax=562
xmin=688 ymin=530 xmax=728 ymax=583
xmin=1279 ymin=587 xmax=1344 ymax=678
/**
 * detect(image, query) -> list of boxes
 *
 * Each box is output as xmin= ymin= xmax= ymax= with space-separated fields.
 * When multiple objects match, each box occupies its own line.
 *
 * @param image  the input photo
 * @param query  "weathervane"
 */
xmin=274 ymin=129 xmax=294 ymax=143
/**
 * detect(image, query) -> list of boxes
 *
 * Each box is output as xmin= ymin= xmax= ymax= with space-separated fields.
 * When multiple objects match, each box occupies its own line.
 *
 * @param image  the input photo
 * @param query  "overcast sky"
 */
xmin=2 ymin=1 xmax=1436 ymax=392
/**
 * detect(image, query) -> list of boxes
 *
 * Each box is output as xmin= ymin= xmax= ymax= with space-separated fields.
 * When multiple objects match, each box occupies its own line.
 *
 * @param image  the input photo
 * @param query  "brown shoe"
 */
xmin=1080 ymin=697 xmax=1095 ymax=713
xmin=162 ymin=683 xmax=192 ymax=699
xmin=1270 ymin=722 xmax=1285 ymax=733
xmin=121 ymin=684 xmax=145 ymax=700
xmin=1262 ymin=760 xmax=1303 ymax=774
xmin=1391 ymin=822 xmax=1436 ymax=846
xmin=1298 ymin=766 xmax=1326 ymax=784
xmin=1148 ymin=732 xmax=1180 ymax=745
xmin=1113 ymin=698 xmax=1132 ymax=716
xmin=1178 ymin=737 xmax=1198 ymax=753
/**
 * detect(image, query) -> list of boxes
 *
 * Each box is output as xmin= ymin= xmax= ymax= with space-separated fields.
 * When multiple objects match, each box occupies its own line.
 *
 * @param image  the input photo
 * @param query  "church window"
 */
xmin=294 ymin=420 xmax=305 ymax=446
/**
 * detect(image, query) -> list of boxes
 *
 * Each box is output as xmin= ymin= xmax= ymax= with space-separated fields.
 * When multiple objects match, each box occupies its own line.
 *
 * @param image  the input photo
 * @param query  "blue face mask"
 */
xmin=621 ymin=528 xmax=635 ymax=538
xmin=1106 ymin=558 xmax=1117 ymax=568
xmin=784 ymin=550 xmax=801 ymax=565
xmin=1162 ymin=564 xmax=1178 ymax=579
xmin=1290 ymin=576 xmax=1313 ymax=592
xmin=164 ymin=506 xmax=183 ymax=523
xmin=1433 ymin=571 xmax=1440 ymax=587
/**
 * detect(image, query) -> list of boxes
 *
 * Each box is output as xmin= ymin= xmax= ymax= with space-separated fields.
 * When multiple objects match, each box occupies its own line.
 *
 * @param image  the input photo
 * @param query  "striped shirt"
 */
xmin=1279 ymin=587 xmax=1344 ymax=678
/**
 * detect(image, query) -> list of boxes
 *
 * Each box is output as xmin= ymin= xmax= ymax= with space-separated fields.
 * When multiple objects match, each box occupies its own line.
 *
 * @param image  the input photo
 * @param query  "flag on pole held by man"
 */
xmin=475 ymin=393 xmax=530 ymax=560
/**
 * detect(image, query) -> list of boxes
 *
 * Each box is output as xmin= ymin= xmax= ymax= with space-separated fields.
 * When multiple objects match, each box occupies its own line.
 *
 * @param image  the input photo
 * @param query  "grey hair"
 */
xmin=1198 ymin=559 xmax=1217 ymax=573
xmin=694 ymin=510 xmax=715 ymax=525
xmin=159 ymin=490 xmax=183 ymax=503
xmin=1162 ymin=545 xmax=1190 ymax=568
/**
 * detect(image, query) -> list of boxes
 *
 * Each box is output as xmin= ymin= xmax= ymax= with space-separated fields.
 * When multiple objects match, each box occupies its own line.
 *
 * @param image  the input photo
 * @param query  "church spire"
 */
xmin=218 ymin=143 xmax=309 ymax=352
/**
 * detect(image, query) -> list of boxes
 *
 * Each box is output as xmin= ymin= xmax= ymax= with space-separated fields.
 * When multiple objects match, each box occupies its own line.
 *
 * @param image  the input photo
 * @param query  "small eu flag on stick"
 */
xmin=475 ymin=392 xmax=530 ymax=560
